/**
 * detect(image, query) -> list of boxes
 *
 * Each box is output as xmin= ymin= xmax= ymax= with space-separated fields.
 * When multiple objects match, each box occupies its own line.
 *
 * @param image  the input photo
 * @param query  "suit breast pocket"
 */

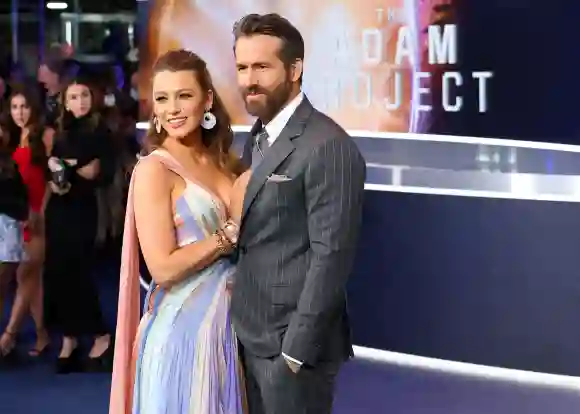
xmin=263 ymin=177 xmax=303 ymax=208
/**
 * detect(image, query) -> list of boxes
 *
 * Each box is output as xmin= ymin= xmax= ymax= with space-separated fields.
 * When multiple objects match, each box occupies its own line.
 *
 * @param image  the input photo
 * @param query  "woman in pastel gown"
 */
xmin=110 ymin=49 xmax=249 ymax=414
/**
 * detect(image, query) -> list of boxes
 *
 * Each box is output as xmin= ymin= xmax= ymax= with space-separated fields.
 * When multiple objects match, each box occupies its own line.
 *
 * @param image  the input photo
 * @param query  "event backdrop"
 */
xmin=135 ymin=0 xmax=580 ymax=378
xmin=137 ymin=0 xmax=494 ymax=134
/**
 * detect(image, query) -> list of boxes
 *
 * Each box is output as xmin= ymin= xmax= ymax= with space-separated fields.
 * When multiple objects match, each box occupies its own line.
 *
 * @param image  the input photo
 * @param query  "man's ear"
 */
xmin=290 ymin=59 xmax=303 ymax=83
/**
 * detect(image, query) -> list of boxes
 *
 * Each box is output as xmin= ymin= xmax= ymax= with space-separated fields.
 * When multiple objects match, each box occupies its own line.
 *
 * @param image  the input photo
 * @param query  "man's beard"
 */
xmin=242 ymin=79 xmax=293 ymax=124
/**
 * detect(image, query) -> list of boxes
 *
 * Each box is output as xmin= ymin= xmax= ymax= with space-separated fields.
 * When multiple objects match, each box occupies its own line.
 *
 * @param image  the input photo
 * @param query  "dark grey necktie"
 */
xmin=251 ymin=128 xmax=270 ymax=169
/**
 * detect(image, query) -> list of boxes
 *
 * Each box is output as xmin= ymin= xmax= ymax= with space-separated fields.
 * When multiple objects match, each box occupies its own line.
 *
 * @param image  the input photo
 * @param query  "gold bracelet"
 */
xmin=214 ymin=230 xmax=229 ymax=255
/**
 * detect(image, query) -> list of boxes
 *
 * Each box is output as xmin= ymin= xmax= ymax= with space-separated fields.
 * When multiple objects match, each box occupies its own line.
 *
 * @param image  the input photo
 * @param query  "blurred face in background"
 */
xmin=38 ymin=64 xmax=60 ymax=92
xmin=10 ymin=94 xmax=32 ymax=128
xmin=65 ymin=83 xmax=93 ymax=118
xmin=152 ymin=70 xmax=212 ymax=140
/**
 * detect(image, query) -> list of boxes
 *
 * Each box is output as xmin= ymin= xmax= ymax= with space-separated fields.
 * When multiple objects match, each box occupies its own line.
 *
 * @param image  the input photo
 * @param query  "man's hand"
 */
xmin=283 ymin=354 xmax=302 ymax=374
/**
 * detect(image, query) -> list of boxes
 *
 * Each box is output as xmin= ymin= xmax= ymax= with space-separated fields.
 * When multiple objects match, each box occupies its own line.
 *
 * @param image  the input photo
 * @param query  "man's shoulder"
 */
xmin=302 ymin=107 xmax=361 ymax=157
xmin=306 ymin=108 xmax=349 ymax=140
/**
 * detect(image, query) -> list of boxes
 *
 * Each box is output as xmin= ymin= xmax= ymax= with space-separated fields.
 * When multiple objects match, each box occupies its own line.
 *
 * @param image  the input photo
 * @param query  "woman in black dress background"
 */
xmin=44 ymin=76 xmax=113 ymax=373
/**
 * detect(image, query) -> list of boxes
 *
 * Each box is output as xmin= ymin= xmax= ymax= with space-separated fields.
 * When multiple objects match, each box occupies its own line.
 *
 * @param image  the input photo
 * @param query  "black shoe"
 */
xmin=55 ymin=347 xmax=83 ymax=374
xmin=85 ymin=338 xmax=114 ymax=373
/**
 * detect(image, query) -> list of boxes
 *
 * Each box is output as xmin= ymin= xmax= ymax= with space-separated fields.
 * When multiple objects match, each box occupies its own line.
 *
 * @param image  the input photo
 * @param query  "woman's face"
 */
xmin=65 ymin=83 xmax=93 ymax=118
xmin=10 ymin=94 xmax=32 ymax=128
xmin=152 ymin=70 xmax=212 ymax=140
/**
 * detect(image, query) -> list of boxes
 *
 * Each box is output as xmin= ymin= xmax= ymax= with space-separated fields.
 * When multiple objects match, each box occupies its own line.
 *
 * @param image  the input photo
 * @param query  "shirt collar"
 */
xmin=263 ymin=92 xmax=304 ymax=143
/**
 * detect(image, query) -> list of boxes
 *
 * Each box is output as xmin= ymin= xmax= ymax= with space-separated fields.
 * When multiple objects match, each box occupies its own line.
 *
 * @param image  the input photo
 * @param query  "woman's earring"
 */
xmin=201 ymin=111 xmax=217 ymax=130
xmin=153 ymin=116 xmax=161 ymax=134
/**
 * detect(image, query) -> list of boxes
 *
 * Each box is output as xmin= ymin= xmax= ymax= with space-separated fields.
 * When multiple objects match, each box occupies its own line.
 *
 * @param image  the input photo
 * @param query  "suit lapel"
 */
xmin=241 ymin=98 xmax=314 ymax=223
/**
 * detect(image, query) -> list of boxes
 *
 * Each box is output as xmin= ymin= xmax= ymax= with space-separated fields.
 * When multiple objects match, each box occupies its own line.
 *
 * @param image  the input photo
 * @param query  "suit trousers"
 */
xmin=241 ymin=346 xmax=341 ymax=414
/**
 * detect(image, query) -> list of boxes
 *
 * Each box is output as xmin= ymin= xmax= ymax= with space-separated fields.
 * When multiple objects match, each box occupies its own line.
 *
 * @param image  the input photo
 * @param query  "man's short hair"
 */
xmin=42 ymin=46 xmax=66 ymax=78
xmin=233 ymin=13 xmax=304 ymax=67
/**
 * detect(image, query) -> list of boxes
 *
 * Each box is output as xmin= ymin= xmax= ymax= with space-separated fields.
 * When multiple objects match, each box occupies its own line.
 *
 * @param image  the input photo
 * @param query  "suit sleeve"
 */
xmin=281 ymin=135 xmax=366 ymax=364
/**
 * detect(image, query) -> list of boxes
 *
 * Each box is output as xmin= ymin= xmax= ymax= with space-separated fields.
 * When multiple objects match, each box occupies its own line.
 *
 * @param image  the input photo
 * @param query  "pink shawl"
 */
xmin=109 ymin=168 xmax=141 ymax=414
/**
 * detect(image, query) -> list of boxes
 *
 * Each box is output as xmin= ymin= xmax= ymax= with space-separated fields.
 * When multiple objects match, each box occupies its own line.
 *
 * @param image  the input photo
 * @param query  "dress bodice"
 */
xmin=144 ymin=150 xmax=231 ymax=307
xmin=173 ymin=181 xmax=225 ymax=248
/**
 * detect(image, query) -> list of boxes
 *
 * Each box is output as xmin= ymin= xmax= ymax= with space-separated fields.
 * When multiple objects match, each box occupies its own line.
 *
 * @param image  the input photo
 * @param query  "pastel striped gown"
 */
xmin=110 ymin=150 xmax=245 ymax=414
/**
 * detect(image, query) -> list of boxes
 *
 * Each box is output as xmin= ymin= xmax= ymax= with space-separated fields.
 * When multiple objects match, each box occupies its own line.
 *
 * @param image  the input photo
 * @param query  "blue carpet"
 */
xmin=2 ymin=355 xmax=580 ymax=414
xmin=1 ymin=265 xmax=579 ymax=413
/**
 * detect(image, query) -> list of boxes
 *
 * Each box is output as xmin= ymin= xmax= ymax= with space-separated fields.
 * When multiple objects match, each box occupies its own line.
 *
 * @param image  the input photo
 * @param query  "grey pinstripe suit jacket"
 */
xmin=231 ymin=97 xmax=366 ymax=366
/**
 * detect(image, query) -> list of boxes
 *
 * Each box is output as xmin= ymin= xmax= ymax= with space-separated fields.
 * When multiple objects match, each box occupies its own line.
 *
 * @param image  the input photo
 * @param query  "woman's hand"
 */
xmin=229 ymin=170 xmax=252 ymax=224
xmin=49 ymin=181 xmax=71 ymax=195
xmin=221 ymin=219 xmax=239 ymax=245
xmin=47 ymin=157 xmax=61 ymax=172
xmin=213 ymin=229 xmax=235 ymax=257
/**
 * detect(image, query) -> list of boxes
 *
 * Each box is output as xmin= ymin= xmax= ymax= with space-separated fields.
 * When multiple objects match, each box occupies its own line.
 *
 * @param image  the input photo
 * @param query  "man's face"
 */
xmin=234 ymin=35 xmax=300 ymax=123
xmin=37 ymin=64 xmax=58 ymax=90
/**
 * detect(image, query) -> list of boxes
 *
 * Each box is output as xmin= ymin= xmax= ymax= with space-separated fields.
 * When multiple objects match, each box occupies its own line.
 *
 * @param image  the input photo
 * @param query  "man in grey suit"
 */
xmin=230 ymin=13 xmax=366 ymax=414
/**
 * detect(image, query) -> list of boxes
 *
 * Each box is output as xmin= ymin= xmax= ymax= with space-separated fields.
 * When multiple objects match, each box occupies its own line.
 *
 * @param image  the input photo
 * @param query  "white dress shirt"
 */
xmin=263 ymin=92 xmax=304 ymax=146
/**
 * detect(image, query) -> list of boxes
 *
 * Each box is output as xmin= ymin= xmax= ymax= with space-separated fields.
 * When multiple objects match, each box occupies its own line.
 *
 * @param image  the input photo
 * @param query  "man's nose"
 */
xmin=241 ymin=69 xmax=259 ymax=88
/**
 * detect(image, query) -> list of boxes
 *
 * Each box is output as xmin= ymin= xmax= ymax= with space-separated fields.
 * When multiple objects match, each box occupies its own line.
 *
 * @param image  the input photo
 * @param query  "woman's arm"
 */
xmin=133 ymin=159 xmax=232 ymax=288
xmin=40 ymin=184 xmax=51 ymax=213
xmin=63 ymin=128 xmax=109 ymax=181
xmin=42 ymin=127 xmax=55 ymax=155
xmin=76 ymin=159 xmax=100 ymax=180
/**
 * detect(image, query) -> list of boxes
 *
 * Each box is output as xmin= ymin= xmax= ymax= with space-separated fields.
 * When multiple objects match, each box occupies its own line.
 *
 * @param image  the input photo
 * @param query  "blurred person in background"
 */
xmin=95 ymin=90 xmax=136 ymax=264
xmin=38 ymin=47 xmax=66 ymax=128
xmin=43 ymin=76 xmax=113 ymax=374
xmin=0 ymin=135 xmax=28 ymax=362
xmin=0 ymin=85 xmax=53 ymax=359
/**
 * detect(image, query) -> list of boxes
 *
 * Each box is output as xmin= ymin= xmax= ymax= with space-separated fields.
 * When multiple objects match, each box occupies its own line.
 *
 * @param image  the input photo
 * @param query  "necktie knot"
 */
xmin=255 ymin=128 xmax=269 ymax=153
xmin=251 ymin=126 xmax=269 ymax=168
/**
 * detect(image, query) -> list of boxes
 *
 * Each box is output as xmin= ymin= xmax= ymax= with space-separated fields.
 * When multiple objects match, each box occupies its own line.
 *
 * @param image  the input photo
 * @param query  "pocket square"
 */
xmin=267 ymin=174 xmax=292 ymax=182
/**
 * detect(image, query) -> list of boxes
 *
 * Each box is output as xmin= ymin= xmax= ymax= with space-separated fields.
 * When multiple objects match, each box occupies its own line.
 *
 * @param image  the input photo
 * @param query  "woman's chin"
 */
xmin=167 ymin=127 xmax=199 ymax=141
